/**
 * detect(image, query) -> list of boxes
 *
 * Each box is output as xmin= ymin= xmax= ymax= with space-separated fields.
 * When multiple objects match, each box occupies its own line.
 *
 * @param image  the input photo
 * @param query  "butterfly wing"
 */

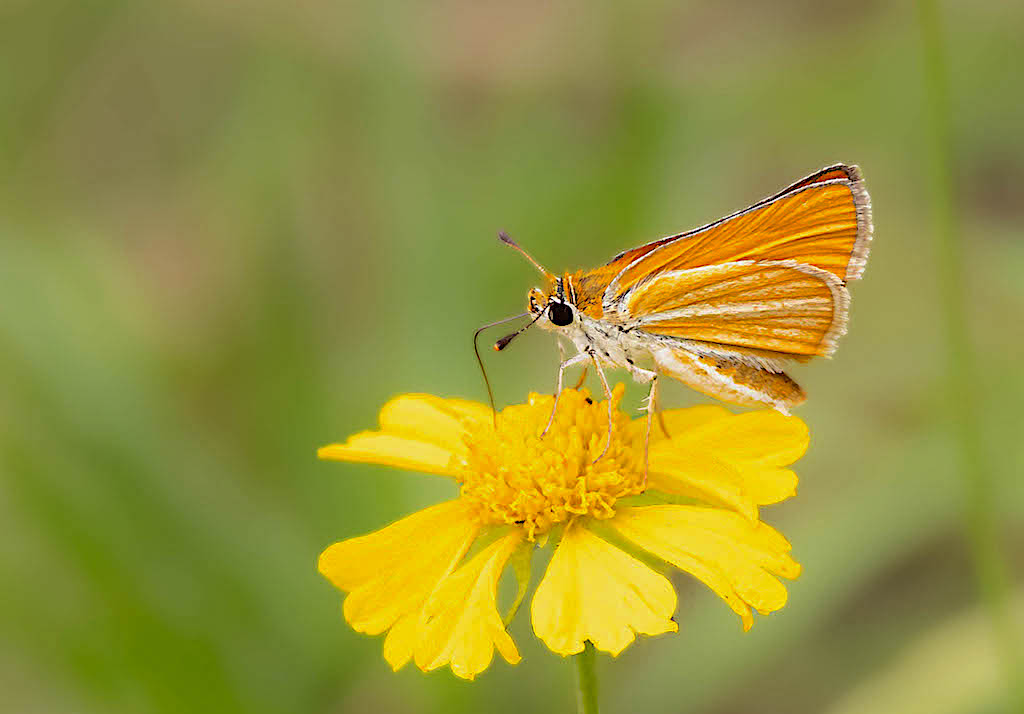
xmin=649 ymin=345 xmax=807 ymax=410
xmin=603 ymin=164 xmax=864 ymax=272
xmin=619 ymin=260 xmax=846 ymax=409
xmin=570 ymin=165 xmax=871 ymax=409
xmin=622 ymin=260 xmax=848 ymax=359
xmin=570 ymin=164 xmax=871 ymax=316
xmin=608 ymin=166 xmax=870 ymax=299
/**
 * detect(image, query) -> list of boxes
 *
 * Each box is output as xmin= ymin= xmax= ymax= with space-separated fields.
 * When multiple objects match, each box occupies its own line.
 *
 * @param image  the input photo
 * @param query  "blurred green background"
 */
xmin=2 ymin=1 xmax=1022 ymax=712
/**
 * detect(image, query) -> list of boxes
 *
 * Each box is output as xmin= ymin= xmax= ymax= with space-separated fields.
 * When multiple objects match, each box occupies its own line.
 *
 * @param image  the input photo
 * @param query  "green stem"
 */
xmin=917 ymin=0 xmax=1024 ymax=708
xmin=574 ymin=642 xmax=600 ymax=714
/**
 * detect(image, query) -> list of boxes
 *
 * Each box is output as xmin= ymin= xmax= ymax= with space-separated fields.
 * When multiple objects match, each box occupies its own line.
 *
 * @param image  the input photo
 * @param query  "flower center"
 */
xmin=452 ymin=386 xmax=644 ymax=539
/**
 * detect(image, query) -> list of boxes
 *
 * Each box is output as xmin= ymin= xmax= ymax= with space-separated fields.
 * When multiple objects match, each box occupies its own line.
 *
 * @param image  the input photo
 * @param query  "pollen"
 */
xmin=453 ymin=386 xmax=644 ymax=539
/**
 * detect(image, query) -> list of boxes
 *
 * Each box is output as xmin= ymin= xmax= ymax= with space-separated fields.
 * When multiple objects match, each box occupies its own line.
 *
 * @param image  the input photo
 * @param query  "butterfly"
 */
xmin=477 ymin=164 xmax=872 ymax=463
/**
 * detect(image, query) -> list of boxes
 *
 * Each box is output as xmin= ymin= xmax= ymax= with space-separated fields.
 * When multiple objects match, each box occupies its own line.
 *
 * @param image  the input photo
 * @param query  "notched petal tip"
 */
xmin=382 ymin=612 xmax=418 ymax=671
xmin=414 ymin=533 xmax=523 ymax=679
xmin=531 ymin=523 xmax=677 ymax=658
xmin=611 ymin=505 xmax=799 ymax=630
xmin=319 ymin=500 xmax=479 ymax=638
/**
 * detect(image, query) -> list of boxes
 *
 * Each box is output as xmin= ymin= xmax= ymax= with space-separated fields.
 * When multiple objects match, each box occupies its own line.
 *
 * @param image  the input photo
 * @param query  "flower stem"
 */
xmin=917 ymin=0 xmax=1024 ymax=708
xmin=574 ymin=642 xmax=600 ymax=714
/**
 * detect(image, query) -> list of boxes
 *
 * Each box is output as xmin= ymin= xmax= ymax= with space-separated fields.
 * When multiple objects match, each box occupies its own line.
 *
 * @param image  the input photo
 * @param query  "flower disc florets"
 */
xmin=453 ymin=386 xmax=643 ymax=539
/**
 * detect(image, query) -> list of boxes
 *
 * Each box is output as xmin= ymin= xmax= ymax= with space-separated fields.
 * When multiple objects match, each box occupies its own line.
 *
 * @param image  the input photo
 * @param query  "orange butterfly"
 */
xmin=480 ymin=164 xmax=872 ymax=460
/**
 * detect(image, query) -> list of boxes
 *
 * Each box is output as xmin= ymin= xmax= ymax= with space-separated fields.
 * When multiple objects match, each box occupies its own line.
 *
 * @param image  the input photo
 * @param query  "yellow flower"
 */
xmin=318 ymin=386 xmax=806 ymax=679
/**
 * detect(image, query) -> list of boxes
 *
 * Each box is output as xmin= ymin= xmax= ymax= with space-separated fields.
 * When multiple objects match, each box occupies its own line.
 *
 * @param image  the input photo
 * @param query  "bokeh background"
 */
xmin=2 ymin=1 xmax=1022 ymax=712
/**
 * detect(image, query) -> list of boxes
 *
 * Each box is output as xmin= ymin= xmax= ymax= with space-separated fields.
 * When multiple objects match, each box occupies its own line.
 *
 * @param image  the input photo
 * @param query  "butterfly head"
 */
xmin=528 ymin=280 xmax=576 ymax=328
xmin=494 ymin=230 xmax=576 ymax=331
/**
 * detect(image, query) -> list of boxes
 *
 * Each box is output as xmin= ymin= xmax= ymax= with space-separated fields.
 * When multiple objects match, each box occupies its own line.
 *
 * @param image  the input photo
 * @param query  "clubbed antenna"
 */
xmin=498 ymin=231 xmax=552 ymax=278
xmin=494 ymin=308 xmax=545 ymax=352
xmin=473 ymin=312 xmax=530 ymax=425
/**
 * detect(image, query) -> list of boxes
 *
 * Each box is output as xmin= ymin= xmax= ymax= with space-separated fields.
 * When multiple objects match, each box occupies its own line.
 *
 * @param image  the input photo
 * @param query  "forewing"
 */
xmin=624 ymin=261 xmax=849 ymax=358
xmin=595 ymin=165 xmax=870 ymax=308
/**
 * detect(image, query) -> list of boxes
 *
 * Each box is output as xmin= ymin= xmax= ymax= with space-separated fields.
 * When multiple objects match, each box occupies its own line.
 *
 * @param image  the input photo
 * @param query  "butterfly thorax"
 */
xmin=564 ymin=269 xmax=610 ymax=318
xmin=528 ymin=270 xmax=609 ymax=319
xmin=528 ymin=274 xmax=658 ymax=373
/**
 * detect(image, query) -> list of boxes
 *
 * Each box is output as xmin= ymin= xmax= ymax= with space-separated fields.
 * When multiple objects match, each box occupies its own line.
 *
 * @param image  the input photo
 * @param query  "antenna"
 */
xmin=473 ymin=312 xmax=530 ymax=425
xmin=494 ymin=309 xmax=545 ymax=352
xmin=498 ymin=231 xmax=552 ymax=278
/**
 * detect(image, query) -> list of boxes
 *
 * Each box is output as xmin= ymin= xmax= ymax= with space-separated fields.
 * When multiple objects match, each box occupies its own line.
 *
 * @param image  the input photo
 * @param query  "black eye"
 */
xmin=548 ymin=302 xmax=574 ymax=326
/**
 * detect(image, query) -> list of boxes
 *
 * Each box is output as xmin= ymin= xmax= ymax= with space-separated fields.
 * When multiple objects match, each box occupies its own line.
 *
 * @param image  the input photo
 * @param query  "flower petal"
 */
xmin=742 ymin=467 xmax=799 ymax=505
xmin=630 ymin=404 xmax=732 ymax=443
xmin=678 ymin=410 xmax=809 ymax=468
xmin=379 ymin=394 xmax=488 ymax=452
xmin=531 ymin=522 xmax=677 ymax=657
xmin=319 ymin=500 xmax=479 ymax=636
xmin=319 ymin=394 xmax=492 ymax=476
xmin=647 ymin=410 xmax=805 ymax=510
xmin=647 ymin=444 xmax=759 ymax=520
xmin=318 ymin=433 xmax=457 ymax=476
xmin=611 ymin=505 xmax=800 ymax=630
xmin=382 ymin=611 xmax=419 ymax=671
xmin=435 ymin=397 xmax=494 ymax=426
xmin=415 ymin=532 xmax=523 ymax=679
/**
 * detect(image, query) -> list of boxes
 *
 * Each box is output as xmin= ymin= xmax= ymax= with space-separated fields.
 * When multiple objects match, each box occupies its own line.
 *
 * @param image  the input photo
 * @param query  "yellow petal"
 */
xmin=415 ymin=532 xmax=523 ymax=680
xmin=742 ymin=467 xmax=798 ymax=505
xmin=318 ymin=433 xmax=457 ymax=476
xmin=629 ymin=404 xmax=732 ymax=443
xmin=611 ymin=506 xmax=799 ymax=628
xmin=382 ymin=611 xmax=418 ymax=671
xmin=318 ymin=394 xmax=492 ymax=477
xmin=435 ymin=396 xmax=494 ymax=426
xmin=531 ymin=522 xmax=677 ymax=657
xmin=672 ymin=506 xmax=798 ymax=572
xmin=678 ymin=410 xmax=809 ymax=469
xmin=647 ymin=444 xmax=759 ymax=520
xmin=319 ymin=500 xmax=479 ymax=635
xmin=640 ymin=409 xmax=804 ymax=511
xmin=379 ymin=394 xmax=487 ymax=452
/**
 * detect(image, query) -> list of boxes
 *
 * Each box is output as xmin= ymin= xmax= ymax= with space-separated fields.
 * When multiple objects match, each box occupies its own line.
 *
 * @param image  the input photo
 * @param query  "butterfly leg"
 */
xmin=556 ymin=341 xmax=589 ymax=390
xmin=628 ymin=366 xmax=659 ymax=489
xmin=642 ymin=370 xmax=672 ymax=438
xmin=541 ymin=352 xmax=589 ymax=438
xmin=589 ymin=350 xmax=615 ymax=463
xmin=572 ymin=366 xmax=589 ymax=390
xmin=657 ymin=401 xmax=672 ymax=439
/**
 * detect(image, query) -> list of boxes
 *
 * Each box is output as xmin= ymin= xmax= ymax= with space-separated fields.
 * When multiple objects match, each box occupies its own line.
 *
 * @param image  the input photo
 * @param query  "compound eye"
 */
xmin=548 ymin=301 xmax=574 ymax=326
